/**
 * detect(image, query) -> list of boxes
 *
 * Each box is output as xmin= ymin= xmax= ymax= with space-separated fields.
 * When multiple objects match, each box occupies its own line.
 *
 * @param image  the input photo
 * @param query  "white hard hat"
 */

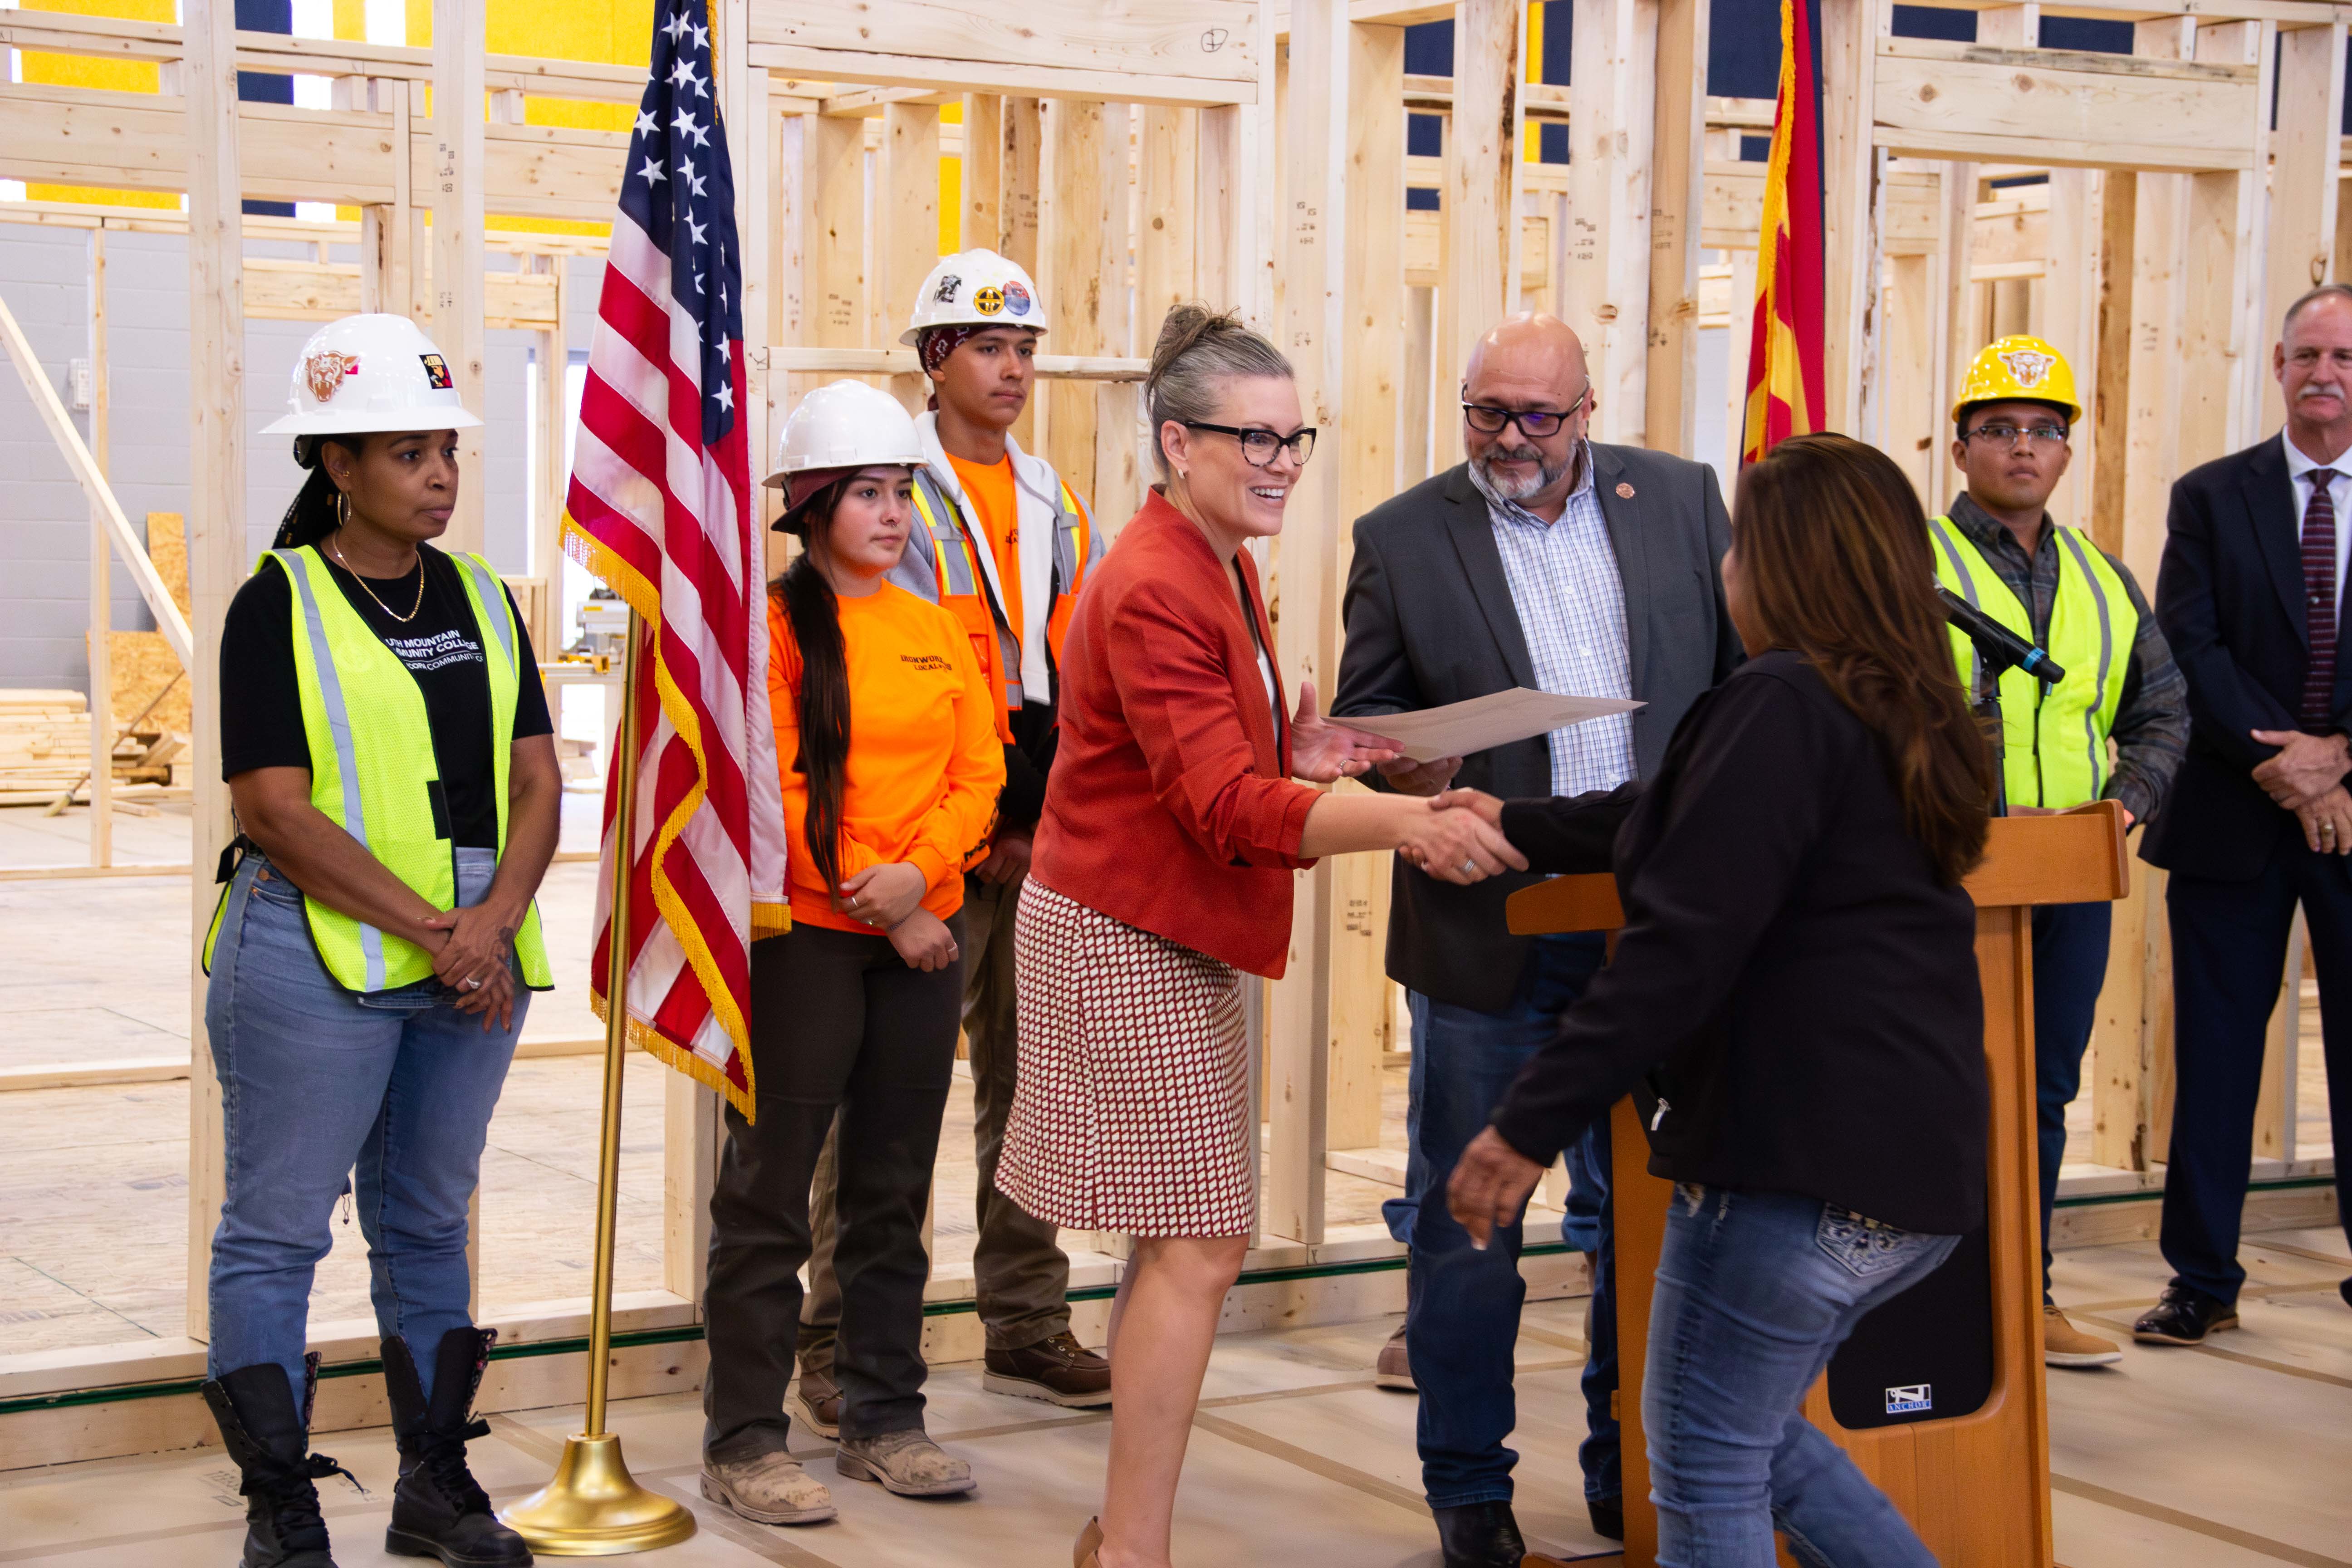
xmin=900 ymin=248 xmax=1047 ymax=347
xmin=261 ymin=314 xmax=482 ymax=444
xmin=764 ymin=379 xmax=926 ymax=490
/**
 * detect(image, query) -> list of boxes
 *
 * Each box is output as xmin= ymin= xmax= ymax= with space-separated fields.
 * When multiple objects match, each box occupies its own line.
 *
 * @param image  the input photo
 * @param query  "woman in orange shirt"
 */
xmin=700 ymin=381 xmax=1005 ymax=1525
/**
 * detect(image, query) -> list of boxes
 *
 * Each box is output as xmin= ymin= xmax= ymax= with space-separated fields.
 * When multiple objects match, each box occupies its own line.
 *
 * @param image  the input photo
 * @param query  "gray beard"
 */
xmin=1469 ymin=443 xmax=1573 ymax=504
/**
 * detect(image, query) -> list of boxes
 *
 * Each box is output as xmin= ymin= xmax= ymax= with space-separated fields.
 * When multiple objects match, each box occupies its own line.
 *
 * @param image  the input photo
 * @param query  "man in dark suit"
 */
xmin=1334 ymin=313 xmax=1741 ymax=1566
xmin=2140 ymin=282 xmax=2352 ymax=1343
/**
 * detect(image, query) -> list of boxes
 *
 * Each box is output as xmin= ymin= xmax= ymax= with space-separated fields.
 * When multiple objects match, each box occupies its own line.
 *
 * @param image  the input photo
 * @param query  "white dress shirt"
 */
xmin=2281 ymin=434 xmax=2352 ymax=606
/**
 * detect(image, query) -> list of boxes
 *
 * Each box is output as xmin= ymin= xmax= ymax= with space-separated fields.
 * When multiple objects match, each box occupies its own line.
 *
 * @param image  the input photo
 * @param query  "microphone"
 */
xmin=1936 ymin=586 xmax=2065 ymax=685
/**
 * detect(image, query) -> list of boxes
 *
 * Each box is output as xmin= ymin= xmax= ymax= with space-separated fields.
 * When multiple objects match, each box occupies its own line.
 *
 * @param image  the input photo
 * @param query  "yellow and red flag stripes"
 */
xmin=1741 ymin=0 xmax=1830 ymax=465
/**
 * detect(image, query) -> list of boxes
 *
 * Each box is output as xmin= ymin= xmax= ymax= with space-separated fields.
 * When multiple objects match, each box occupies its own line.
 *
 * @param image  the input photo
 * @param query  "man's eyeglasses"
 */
xmin=1460 ymin=382 xmax=1591 ymax=438
xmin=1182 ymin=422 xmax=1318 ymax=467
xmin=1964 ymin=421 xmax=2069 ymax=448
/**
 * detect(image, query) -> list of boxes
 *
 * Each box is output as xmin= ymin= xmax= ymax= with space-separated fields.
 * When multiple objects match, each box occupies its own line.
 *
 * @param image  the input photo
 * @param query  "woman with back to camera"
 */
xmin=1446 ymin=432 xmax=1996 ymax=1567
xmin=698 ymin=380 xmax=1004 ymax=1524
xmin=998 ymin=304 xmax=1529 ymax=1568
xmin=204 ymin=313 xmax=557 ymax=1568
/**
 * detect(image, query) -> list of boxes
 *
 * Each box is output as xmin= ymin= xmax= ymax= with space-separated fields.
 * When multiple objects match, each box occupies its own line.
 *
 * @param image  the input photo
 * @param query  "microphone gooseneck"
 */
xmin=1936 ymin=586 xmax=2066 ymax=686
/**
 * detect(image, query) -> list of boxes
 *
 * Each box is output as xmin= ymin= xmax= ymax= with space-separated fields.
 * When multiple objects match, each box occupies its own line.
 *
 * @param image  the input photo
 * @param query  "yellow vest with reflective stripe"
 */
xmin=1926 ymin=513 xmax=2135 ymax=810
xmin=206 ymin=544 xmax=552 ymax=995
xmin=908 ymin=468 xmax=1092 ymax=743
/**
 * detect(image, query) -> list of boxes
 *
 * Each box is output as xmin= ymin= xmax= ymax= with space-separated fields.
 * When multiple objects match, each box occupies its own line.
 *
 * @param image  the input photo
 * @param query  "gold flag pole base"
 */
xmin=498 ymin=1432 xmax=695 ymax=1556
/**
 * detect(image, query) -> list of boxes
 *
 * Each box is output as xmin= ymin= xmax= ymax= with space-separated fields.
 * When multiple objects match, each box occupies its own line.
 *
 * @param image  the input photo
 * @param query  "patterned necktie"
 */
xmin=2302 ymin=469 xmax=2341 ymax=729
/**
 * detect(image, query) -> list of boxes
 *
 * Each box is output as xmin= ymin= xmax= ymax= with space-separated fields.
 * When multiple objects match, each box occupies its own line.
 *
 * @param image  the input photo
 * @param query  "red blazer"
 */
xmin=1030 ymin=489 xmax=1320 ymax=977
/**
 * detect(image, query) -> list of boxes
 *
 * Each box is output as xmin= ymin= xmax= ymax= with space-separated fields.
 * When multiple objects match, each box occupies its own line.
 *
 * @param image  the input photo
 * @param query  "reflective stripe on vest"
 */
xmin=1926 ymin=514 xmax=2135 ymax=809
xmin=910 ymin=466 xmax=1092 ymax=742
xmin=203 ymin=545 xmax=552 ymax=994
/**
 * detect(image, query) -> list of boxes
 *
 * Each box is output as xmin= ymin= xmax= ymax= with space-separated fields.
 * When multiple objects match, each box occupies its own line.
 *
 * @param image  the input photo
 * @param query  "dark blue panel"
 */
xmin=1538 ymin=121 xmax=1569 ymax=163
xmin=1891 ymin=5 xmax=1973 ymax=40
xmin=1405 ymin=20 xmax=1453 ymax=76
xmin=1709 ymin=0 xmax=1781 ymax=100
xmin=1407 ymin=187 xmax=1441 ymax=212
xmin=236 ymin=0 xmax=292 ymax=104
xmin=1741 ymin=133 xmax=1772 ymax=162
xmin=1408 ymin=113 xmax=1443 ymax=158
xmin=2038 ymin=15 xmax=2133 ymax=51
xmin=1988 ymin=173 xmax=2049 ymax=188
xmin=244 ymin=200 xmax=297 ymax=216
xmin=1541 ymin=0 xmax=1572 ymax=84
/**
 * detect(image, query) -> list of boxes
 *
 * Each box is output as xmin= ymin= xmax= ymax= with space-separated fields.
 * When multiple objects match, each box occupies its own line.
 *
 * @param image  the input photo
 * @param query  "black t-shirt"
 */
xmin=220 ymin=544 xmax=553 ymax=849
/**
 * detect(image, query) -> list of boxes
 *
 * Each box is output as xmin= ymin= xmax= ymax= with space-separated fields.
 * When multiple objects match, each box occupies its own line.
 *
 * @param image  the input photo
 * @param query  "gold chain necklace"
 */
xmin=329 ymin=530 xmax=426 ymax=623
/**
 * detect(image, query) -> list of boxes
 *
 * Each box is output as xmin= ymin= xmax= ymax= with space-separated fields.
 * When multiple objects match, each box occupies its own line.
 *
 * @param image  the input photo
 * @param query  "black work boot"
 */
xmin=201 ymin=1355 xmax=356 ymax=1568
xmin=1432 ymin=1500 xmax=1527 ymax=1568
xmin=382 ymin=1328 xmax=532 ymax=1566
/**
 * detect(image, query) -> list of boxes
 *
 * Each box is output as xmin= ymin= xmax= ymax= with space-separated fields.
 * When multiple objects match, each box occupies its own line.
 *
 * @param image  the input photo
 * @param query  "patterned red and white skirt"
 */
xmin=997 ymin=877 xmax=1256 ymax=1239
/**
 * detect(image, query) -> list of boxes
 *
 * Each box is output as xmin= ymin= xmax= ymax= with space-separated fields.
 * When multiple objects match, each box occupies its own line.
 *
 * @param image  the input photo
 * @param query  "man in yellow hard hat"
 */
xmin=1926 ymin=335 xmax=2188 ymax=1368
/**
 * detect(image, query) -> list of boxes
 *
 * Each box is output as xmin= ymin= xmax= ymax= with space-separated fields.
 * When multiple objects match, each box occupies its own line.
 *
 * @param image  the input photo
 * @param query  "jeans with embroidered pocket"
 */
xmin=1645 ymin=1185 xmax=1958 ymax=1568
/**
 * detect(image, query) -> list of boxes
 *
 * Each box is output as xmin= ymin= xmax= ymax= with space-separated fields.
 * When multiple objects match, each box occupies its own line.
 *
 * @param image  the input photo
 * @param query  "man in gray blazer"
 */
xmin=1334 ymin=312 xmax=1741 ymax=1567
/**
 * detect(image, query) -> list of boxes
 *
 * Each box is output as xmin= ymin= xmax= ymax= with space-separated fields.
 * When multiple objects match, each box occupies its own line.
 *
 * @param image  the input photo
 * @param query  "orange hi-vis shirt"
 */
xmin=946 ymin=450 xmax=1021 ymax=698
xmin=766 ymin=582 xmax=1006 ymax=933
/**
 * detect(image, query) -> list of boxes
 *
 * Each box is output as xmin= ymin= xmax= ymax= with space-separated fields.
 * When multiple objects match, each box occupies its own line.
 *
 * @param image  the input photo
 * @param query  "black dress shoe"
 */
xmin=2340 ymin=1276 xmax=2350 ymax=1311
xmin=1432 ymin=1500 xmax=1525 ymax=1568
xmin=2132 ymin=1284 xmax=2239 ymax=1345
xmin=1587 ymin=1494 xmax=1625 ymax=1541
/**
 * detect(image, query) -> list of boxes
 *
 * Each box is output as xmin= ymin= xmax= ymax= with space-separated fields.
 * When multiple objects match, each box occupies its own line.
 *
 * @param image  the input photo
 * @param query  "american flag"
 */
xmin=563 ymin=0 xmax=787 ymax=1120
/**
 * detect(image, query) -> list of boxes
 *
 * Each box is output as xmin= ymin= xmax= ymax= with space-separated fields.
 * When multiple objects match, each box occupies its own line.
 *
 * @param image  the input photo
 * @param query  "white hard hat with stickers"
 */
xmin=900 ymin=248 xmax=1047 ymax=345
xmin=263 ymin=314 xmax=482 ymax=461
xmin=764 ymin=379 xmax=926 ymax=488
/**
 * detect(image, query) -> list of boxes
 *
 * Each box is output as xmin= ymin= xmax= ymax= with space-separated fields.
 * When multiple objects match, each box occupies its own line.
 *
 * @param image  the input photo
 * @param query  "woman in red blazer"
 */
xmin=999 ymin=305 xmax=1524 ymax=1568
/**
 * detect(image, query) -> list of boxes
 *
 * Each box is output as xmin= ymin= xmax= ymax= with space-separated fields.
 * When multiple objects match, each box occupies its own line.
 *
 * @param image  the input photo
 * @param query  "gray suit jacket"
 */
xmin=1333 ymin=448 xmax=1742 ymax=1013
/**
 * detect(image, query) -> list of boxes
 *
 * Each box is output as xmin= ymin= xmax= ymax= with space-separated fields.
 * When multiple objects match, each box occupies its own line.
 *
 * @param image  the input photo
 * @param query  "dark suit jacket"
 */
xmin=1333 ymin=449 xmax=1742 ymax=1013
xmin=2144 ymin=435 xmax=2352 ymax=881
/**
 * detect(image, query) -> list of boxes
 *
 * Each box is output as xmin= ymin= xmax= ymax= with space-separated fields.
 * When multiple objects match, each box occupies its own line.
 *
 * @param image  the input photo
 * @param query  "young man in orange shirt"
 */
xmin=794 ymin=250 xmax=1108 ymax=1428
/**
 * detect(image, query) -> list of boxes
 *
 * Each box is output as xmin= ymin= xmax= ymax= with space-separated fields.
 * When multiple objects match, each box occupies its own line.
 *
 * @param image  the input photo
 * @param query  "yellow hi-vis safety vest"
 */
xmin=205 ymin=544 xmax=553 ymax=995
xmin=908 ymin=467 xmax=1092 ymax=745
xmin=1926 ymin=513 xmax=2136 ymax=810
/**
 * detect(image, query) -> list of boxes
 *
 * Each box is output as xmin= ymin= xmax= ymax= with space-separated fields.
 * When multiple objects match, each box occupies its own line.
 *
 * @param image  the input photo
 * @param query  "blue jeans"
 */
xmin=1386 ymin=933 xmax=1615 ymax=1509
xmin=1647 ymin=1185 xmax=1957 ymax=1568
xmin=205 ymin=848 xmax=526 ymax=1402
xmin=2031 ymin=902 xmax=2111 ymax=1302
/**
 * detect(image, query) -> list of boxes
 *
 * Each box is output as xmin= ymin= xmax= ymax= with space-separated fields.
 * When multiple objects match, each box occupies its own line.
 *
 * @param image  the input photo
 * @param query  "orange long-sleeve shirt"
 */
xmin=767 ymin=582 xmax=1006 ymax=933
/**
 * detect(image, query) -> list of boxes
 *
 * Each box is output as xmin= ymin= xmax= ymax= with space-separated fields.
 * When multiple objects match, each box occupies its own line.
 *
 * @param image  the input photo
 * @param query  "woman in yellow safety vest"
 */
xmin=200 ymin=313 xmax=555 ymax=1568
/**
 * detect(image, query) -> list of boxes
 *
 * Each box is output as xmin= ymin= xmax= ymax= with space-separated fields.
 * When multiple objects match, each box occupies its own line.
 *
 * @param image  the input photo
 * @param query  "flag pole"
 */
xmin=500 ymin=609 xmax=695 ymax=1554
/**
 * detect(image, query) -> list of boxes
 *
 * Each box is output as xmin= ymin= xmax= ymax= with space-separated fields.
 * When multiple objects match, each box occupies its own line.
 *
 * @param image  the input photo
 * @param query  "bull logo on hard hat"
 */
xmin=304 ymin=350 xmax=360 ymax=403
xmin=1003 ymin=281 xmax=1032 ymax=318
xmin=1997 ymin=347 xmax=2057 ymax=390
xmin=934 ymin=274 xmax=962 ymax=304
xmin=973 ymin=286 xmax=1004 ymax=316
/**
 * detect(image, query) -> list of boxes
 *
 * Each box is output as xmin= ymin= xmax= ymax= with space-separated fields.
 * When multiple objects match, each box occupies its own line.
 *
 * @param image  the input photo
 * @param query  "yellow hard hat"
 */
xmin=1951 ymin=334 xmax=2082 ymax=425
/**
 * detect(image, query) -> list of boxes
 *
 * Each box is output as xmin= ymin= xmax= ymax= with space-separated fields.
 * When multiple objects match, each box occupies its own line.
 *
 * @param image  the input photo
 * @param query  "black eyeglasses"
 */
xmin=1963 ymin=421 xmax=2069 ymax=447
xmin=1460 ymin=382 xmax=1590 ymax=438
xmin=1182 ymin=421 xmax=1318 ymax=467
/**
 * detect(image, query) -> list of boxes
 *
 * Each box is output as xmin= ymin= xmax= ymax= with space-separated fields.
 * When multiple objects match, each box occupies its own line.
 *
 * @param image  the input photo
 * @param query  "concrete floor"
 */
xmin=1 ymin=1229 xmax=2348 ymax=1567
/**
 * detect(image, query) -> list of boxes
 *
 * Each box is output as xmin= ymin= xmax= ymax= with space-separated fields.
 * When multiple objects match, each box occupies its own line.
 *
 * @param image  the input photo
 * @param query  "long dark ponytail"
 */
xmin=271 ymin=436 xmax=363 ymax=549
xmin=773 ymin=478 xmax=854 ymax=897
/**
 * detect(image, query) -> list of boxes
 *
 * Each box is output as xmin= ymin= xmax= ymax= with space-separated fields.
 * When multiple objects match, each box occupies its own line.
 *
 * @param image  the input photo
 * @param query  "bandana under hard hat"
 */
xmin=916 ymin=322 xmax=1043 ymax=377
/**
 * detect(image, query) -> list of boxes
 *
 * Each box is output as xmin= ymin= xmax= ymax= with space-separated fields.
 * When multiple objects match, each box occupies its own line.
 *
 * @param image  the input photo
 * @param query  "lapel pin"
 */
xmin=1616 ymin=481 xmax=1636 ymax=499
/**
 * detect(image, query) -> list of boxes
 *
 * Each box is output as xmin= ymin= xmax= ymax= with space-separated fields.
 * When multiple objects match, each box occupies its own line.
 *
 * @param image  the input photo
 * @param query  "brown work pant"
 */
xmin=798 ymin=874 xmax=1072 ymax=1368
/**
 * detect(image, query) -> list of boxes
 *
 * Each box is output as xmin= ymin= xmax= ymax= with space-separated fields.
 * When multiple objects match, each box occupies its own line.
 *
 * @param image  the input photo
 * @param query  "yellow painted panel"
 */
xmin=333 ymin=0 xmax=368 ymax=41
xmin=941 ymin=154 xmax=960 ymax=254
xmin=1527 ymin=0 xmax=1543 ymax=84
xmin=22 ymin=0 xmax=179 ymax=208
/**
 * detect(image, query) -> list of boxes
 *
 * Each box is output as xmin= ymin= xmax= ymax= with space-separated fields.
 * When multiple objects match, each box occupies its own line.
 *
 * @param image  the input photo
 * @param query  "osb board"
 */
xmin=103 ymin=514 xmax=191 ymax=734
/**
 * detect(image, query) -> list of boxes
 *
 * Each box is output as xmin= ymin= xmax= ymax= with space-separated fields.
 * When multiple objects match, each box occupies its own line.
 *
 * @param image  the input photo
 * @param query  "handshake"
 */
xmin=1382 ymin=755 xmax=1527 ymax=886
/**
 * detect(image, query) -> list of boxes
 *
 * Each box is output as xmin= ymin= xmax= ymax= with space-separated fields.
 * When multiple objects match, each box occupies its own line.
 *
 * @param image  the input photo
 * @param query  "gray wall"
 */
xmin=0 ymin=225 xmax=544 ymax=694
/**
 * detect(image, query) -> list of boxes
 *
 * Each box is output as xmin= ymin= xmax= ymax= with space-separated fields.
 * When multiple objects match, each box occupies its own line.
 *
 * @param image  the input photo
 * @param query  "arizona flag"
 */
xmin=1741 ymin=0 xmax=1830 ymax=463
xmin=563 ymin=0 xmax=788 ymax=1120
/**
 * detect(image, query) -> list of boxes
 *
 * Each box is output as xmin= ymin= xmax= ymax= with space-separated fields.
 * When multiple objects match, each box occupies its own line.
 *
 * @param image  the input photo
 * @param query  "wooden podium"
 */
xmin=1504 ymin=803 xmax=2130 ymax=1568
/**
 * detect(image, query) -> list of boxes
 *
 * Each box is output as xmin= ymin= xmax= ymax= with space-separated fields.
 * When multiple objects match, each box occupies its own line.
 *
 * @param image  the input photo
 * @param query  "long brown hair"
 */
xmin=770 ymin=477 xmax=853 ymax=897
xmin=1732 ymin=433 xmax=1992 ymax=884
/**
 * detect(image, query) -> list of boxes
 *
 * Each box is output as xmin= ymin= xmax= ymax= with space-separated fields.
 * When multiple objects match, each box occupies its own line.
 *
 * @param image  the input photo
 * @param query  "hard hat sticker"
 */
xmin=1996 ymin=348 xmax=2055 ymax=389
xmin=1003 ymin=281 xmax=1032 ymax=318
xmin=933 ymin=274 xmax=962 ymax=305
xmin=305 ymin=350 xmax=360 ymax=403
xmin=419 ymin=353 xmax=454 ymax=390
xmin=973 ymin=286 xmax=1004 ymax=317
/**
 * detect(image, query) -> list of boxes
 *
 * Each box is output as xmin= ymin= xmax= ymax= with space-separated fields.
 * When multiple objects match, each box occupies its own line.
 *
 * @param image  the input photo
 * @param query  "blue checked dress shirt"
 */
xmin=1470 ymin=444 xmax=1637 ymax=798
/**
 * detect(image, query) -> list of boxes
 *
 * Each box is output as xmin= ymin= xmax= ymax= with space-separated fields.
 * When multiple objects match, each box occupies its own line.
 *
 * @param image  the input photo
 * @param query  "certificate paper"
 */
xmin=1346 ymin=688 xmax=1645 ymax=762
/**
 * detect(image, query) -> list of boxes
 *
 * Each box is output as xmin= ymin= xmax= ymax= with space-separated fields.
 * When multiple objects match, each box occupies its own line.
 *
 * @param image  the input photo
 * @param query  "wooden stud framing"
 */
xmin=1566 ymin=0 xmax=1658 ymax=446
xmin=1040 ymin=98 xmax=1112 ymax=500
xmin=431 ymin=0 xmax=489 ymax=554
xmin=1646 ymin=0 xmax=1710 ymax=459
xmin=877 ymin=100 xmax=943 ymax=410
xmin=2260 ymin=21 xmax=2347 ymax=434
xmin=1436 ymin=0 xmax=1524 ymax=468
xmin=86 ymin=228 xmax=114 ymax=871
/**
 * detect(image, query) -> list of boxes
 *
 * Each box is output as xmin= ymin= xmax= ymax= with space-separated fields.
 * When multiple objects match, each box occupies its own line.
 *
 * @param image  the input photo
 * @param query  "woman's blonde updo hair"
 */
xmin=1145 ymin=302 xmax=1294 ymax=482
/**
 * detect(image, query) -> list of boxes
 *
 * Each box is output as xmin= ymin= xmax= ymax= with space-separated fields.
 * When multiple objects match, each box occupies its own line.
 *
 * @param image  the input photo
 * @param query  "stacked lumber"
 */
xmin=0 ymin=690 xmax=94 ymax=795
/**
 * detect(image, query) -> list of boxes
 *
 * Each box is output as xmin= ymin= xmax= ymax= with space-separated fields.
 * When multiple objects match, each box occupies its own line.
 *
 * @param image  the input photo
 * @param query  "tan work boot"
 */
xmin=794 ymin=1366 xmax=842 ymax=1439
xmin=701 ymin=1450 xmax=838 ymax=1524
xmin=2043 ymin=1305 xmax=2123 ymax=1367
xmin=834 ymin=1428 xmax=975 ymax=1496
xmin=1375 ymin=1321 xmax=1415 ymax=1391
